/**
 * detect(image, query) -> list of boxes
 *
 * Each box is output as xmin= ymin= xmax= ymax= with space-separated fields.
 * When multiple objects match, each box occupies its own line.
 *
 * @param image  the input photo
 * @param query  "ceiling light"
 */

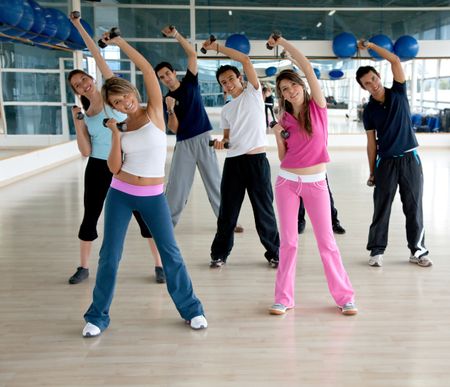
xmin=328 ymin=10 xmax=336 ymax=16
xmin=228 ymin=10 xmax=232 ymax=16
xmin=316 ymin=22 xmax=322 ymax=28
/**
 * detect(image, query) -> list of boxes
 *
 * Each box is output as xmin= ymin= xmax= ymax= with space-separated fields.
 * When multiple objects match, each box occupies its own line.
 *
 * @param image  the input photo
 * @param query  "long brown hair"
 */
xmin=275 ymin=69 xmax=312 ymax=136
xmin=67 ymin=69 xmax=93 ymax=111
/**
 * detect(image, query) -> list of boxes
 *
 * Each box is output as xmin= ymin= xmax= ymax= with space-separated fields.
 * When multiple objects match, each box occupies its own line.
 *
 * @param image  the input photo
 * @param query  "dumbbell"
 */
xmin=72 ymin=106 xmax=84 ymax=120
xmin=266 ymin=31 xmax=281 ymax=50
xmin=269 ymin=120 xmax=289 ymax=139
xmin=103 ymin=118 xmax=128 ymax=132
xmin=200 ymin=34 xmax=217 ymax=54
xmin=360 ymin=39 xmax=370 ymax=48
xmin=209 ymin=139 xmax=230 ymax=149
xmin=161 ymin=25 xmax=175 ymax=37
xmin=70 ymin=11 xmax=81 ymax=19
xmin=98 ymin=27 xmax=121 ymax=48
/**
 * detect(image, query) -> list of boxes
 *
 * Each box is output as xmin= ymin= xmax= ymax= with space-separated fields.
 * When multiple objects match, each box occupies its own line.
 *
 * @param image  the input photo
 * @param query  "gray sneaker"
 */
xmin=268 ymin=303 xmax=289 ymax=315
xmin=409 ymin=254 xmax=432 ymax=267
xmin=68 ymin=267 xmax=89 ymax=284
xmin=155 ymin=266 xmax=166 ymax=283
xmin=340 ymin=302 xmax=358 ymax=316
xmin=368 ymin=254 xmax=383 ymax=267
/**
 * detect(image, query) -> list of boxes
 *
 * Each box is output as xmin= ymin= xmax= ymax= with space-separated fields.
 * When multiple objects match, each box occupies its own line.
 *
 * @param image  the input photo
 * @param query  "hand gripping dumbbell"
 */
xmin=360 ymin=39 xmax=370 ymax=48
xmin=269 ymin=120 xmax=289 ymax=139
xmin=72 ymin=106 xmax=84 ymax=120
xmin=266 ymin=31 xmax=281 ymax=50
xmin=103 ymin=118 xmax=128 ymax=132
xmin=209 ymin=139 xmax=230 ymax=149
xmin=70 ymin=11 xmax=81 ymax=19
xmin=161 ymin=25 xmax=175 ymax=37
xmin=200 ymin=34 xmax=217 ymax=54
xmin=98 ymin=27 xmax=121 ymax=48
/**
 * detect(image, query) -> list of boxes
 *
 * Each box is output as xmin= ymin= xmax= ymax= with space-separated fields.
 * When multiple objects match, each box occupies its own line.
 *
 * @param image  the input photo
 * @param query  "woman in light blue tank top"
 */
xmin=66 ymin=12 xmax=165 ymax=286
xmin=81 ymin=29 xmax=207 ymax=338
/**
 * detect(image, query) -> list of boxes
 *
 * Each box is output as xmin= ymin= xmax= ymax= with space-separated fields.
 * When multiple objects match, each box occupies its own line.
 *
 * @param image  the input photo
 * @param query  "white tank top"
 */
xmin=120 ymin=120 xmax=167 ymax=178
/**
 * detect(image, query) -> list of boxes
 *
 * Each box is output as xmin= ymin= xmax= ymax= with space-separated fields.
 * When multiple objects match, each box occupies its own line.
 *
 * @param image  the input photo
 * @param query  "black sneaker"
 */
xmin=155 ymin=266 xmax=166 ymax=284
xmin=333 ymin=223 xmax=346 ymax=234
xmin=210 ymin=258 xmax=226 ymax=268
xmin=268 ymin=257 xmax=279 ymax=268
xmin=68 ymin=267 xmax=89 ymax=284
xmin=298 ymin=221 xmax=306 ymax=234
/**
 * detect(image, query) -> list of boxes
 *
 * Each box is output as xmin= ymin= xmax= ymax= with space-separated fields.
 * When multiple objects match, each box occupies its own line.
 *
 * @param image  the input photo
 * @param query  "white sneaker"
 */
xmin=409 ymin=254 xmax=433 ymax=267
xmin=368 ymin=254 xmax=383 ymax=267
xmin=82 ymin=322 xmax=101 ymax=337
xmin=190 ymin=315 xmax=208 ymax=330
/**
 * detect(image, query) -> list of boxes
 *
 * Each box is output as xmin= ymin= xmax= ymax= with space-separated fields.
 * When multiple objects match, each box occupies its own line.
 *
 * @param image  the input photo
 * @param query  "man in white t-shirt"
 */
xmin=201 ymin=39 xmax=280 ymax=268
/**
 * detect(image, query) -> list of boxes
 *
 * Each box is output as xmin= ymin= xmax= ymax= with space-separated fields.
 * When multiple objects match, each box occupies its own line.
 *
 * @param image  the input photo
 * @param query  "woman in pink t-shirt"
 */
xmin=266 ymin=33 xmax=357 ymax=316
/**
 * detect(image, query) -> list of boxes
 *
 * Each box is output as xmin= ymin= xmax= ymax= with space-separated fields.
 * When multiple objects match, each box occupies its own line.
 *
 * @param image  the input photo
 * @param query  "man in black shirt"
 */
xmin=356 ymin=40 xmax=431 ymax=268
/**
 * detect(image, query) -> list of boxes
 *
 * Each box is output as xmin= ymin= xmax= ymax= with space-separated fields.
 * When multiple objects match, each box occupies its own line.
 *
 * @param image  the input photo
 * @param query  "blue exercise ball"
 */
xmin=329 ymin=69 xmax=344 ymax=80
xmin=44 ymin=8 xmax=70 ymax=43
xmin=265 ymin=66 xmax=277 ymax=77
xmin=368 ymin=34 xmax=393 ymax=60
xmin=225 ymin=34 xmax=251 ymax=55
xmin=66 ymin=19 xmax=93 ymax=49
xmin=2 ymin=0 xmax=33 ymax=37
xmin=0 ymin=0 xmax=24 ymax=32
xmin=394 ymin=35 xmax=419 ymax=61
xmin=24 ymin=0 xmax=46 ymax=40
xmin=313 ymin=68 xmax=321 ymax=79
xmin=40 ymin=7 xmax=59 ymax=43
xmin=332 ymin=32 xmax=357 ymax=58
xmin=48 ymin=8 xmax=71 ymax=41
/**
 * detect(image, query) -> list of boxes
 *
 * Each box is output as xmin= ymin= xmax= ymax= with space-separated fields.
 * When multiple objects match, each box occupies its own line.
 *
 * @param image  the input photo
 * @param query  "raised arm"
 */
xmin=69 ymin=12 xmax=114 ymax=80
xmin=267 ymin=34 xmax=326 ymax=108
xmin=162 ymin=25 xmax=197 ymax=75
xmin=202 ymin=39 xmax=259 ymax=90
xmin=358 ymin=40 xmax=405 ymax=83
xmin=102 ymin=32 xmax=164 ymax=129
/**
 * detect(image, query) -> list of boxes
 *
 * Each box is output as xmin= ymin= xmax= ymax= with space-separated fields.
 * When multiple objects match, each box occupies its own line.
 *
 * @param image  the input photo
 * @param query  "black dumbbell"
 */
xmin=70 ymin=11 xmax=81 ymax=19
xmin=103 ymin=118 xmax=128 ymax=132
xmin=98 ymin=27 xmax=121 ymax=48
xmin=200 ymin=34 xmax=216 ymax=54
xmin=266 ymin=31 xmax=281 ymax=50
xmin=269 ymin=120 xmax=289 ymax=139
xmin=72 ymin=106 xmax=84 ymax=120
xmin=209 ymin=139 xmax=230 ymax=149
xmin=161 ymin=25 xmax=175 ymax=37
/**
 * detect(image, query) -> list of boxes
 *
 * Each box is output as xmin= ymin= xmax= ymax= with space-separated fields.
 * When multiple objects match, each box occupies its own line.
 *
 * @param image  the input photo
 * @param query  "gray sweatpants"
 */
xmin=166 ymin=131 xmax=221 ymax=226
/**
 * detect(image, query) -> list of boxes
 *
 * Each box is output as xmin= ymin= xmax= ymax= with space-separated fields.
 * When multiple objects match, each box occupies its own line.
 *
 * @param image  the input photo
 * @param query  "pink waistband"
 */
xmin=111 ymin=177 xmax=164 ymax=197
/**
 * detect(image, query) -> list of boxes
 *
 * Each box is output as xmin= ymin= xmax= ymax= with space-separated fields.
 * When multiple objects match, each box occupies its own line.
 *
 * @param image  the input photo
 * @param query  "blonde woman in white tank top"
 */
xmin=81 ymin=31 xmax=207 ymax=338
xmin=67 ymin=12 xmax=164 ymax=286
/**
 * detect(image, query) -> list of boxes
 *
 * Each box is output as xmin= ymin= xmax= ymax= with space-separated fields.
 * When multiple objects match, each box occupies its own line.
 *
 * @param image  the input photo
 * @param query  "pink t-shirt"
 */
xmin=280 ymin=99 xmax=330 ymax=169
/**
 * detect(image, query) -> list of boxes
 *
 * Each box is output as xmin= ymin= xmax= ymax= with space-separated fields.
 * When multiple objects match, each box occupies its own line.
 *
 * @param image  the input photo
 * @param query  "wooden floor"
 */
xmin=1 ymin=147 xmax=450 ymax=387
